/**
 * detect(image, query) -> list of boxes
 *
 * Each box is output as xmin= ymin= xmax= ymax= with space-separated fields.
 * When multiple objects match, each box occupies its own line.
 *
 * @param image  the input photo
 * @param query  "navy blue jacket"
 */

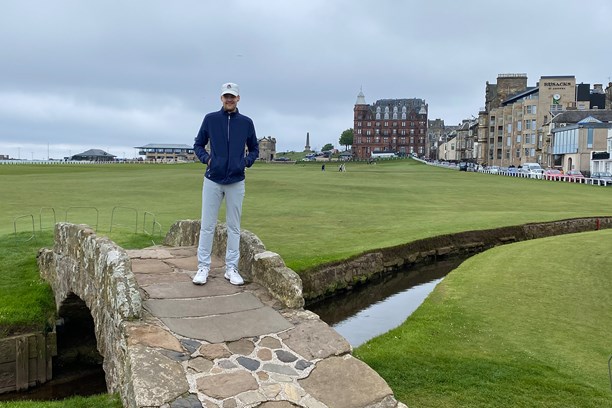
xmin=194 ymin=108 xmax=259 ymax=184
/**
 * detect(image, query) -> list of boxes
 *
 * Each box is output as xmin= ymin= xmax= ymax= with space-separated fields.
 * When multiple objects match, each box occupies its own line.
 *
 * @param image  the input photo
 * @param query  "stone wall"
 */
xmin=164 ymin=220 xmax=304 ymax=309
xmin=300 ymin=217 xmax=612 ymax=301
xmin=37 ymin=223 xmax=142 ymax=397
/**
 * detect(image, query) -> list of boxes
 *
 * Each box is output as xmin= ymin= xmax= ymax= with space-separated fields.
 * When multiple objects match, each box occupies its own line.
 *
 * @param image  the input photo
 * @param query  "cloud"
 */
xmin=1 ymin=0 xmax=612 ymax=159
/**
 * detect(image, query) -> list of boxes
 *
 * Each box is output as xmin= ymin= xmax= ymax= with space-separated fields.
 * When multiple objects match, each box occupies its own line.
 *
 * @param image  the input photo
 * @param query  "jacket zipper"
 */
xmin=226 ymin=113 xmax=231 ymax=181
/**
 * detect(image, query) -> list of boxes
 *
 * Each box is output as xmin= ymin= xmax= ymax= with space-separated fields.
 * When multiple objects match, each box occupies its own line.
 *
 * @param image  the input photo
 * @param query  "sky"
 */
xmin=1 ymin=0 xmax=612 ymax=160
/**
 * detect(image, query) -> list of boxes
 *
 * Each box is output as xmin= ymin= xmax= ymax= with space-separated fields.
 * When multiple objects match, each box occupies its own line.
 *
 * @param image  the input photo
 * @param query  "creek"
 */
xmin=307 ymin=258 xmax=464 ymax=347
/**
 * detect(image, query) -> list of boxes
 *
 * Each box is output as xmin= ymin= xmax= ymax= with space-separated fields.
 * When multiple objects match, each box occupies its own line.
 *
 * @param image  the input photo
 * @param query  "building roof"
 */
xmin=502 ymin=86 xmax=538 ymax=105
xmin=551 ymin=110 xmax=612 ymax=124
xmin=134 ymin=144 xmax=193 ymax=149
xmin=73 ymin=149 xmax=116 ymax=157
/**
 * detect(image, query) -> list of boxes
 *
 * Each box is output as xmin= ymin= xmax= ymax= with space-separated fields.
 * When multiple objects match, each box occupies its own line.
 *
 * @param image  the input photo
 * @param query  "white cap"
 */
xmin=221 ymin=82 xmax=239 ymax=96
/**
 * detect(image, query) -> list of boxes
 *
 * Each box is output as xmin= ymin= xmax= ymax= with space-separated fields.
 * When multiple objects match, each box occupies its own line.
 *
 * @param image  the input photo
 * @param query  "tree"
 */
xmin=322 ymin=143 xmax=334 ymax=152
xmin=339 ymin=128 xmax=354 ymax=151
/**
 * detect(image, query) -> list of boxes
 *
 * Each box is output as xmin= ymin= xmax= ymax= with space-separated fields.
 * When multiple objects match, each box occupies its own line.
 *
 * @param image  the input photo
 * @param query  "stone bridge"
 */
xmin=38 ymin=222 xmax=407 ymax=408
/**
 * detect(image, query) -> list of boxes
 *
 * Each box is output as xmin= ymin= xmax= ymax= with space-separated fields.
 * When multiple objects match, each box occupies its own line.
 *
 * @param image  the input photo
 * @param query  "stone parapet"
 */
xmin=37 ymin=223 xmax=142 ymax=398
xmin=164 ymin=220 xmax=304 ymax=309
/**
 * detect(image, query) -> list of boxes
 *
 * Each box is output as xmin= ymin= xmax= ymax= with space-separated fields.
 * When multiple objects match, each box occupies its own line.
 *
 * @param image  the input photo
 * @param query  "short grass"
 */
xmin=355 ymin=229 xmax=612 ymax=408
xmin=1 ymin=160 xmax=611 ymax=406
xmin=0 ymin=393 xmax=122 ymax=408
xmin=2 ymin=160 xmax=610 ymax=272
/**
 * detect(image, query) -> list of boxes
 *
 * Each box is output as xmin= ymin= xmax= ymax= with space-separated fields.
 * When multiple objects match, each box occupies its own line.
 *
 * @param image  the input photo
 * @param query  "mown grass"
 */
xmin=0 ymin=393 xmax=122 ymax=408
xmin=1 ymin=160 xmax=611 ymax=407
xmin=2 ymin=160 xmax=611 ymax=272
xmin=355 ymin=229 xmax=612 ymax=407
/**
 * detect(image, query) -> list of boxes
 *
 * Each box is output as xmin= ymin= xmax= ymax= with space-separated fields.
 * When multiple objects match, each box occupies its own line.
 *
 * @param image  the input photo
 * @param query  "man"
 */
xmin=192 ymin=82 xmax=259 ymax=286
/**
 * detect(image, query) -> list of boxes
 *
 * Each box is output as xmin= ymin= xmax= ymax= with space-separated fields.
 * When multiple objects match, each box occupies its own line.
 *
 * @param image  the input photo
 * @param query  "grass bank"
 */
xmin=355 ymin=229 xmax=612 ymax=407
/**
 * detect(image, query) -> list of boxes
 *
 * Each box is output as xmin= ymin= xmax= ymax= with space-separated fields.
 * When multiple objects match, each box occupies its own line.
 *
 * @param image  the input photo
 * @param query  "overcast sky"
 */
xmin=1 ymin=0 xmax=611 ymax=160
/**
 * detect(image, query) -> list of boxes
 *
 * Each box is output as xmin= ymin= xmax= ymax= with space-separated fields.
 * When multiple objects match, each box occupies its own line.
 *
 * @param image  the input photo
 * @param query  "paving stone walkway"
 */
xmin=124 ymin=245 xmax=407 ymax=408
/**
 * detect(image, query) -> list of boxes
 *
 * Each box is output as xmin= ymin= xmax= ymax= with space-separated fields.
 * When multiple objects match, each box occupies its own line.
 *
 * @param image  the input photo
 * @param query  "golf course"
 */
xmin=1 ymin=159 xmax=611 ymax=407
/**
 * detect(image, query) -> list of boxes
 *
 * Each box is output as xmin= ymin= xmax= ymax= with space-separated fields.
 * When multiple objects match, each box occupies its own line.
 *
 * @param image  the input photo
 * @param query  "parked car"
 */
xmin=544 ymin=169 xmax=562 ymax=180
xmin=459 ymin=162 xmax=468 ymax=171
xmin=488 ymin=166 xmax=500 ymax=174
xmin=591 ymin=171 xmax=612 ymax=185
xmin=528 ymin=169 xmax=545 ymax=179
xmin=565 ymin=170 xmax=585 ymax=179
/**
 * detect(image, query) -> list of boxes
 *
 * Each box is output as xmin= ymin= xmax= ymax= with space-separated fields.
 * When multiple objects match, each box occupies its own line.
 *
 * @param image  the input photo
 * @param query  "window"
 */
xmin=587 ymin=128 xmax=594 ymax=148
xmin=375 ymin=129 xmax=380 ymax=135
xmin=517 ymin=121 xmax=522 ymax=131
xmin=507 ymin=137 xmax=512 ymax=146
xmin=357 ymin=122 xmax=362 ymax=127
xmin=357 ymin=129 xmax=362 ymax=134
xmin=507 ymin=124 xmax=513 ymax=134
xmin=516 ymin=148 xmax=521 ymax=158
xmin=516 ymin=135 xmax=521 ymax=143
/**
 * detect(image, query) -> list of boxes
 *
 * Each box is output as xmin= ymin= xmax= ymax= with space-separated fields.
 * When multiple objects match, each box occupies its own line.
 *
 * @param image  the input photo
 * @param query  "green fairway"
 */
xmin=355 ymin=229 xmax=612 ymax=407
xmin=1 ymin=160 xmax=611 ymax=272
xmin=1 ymin=160 xmax=611 ymax=407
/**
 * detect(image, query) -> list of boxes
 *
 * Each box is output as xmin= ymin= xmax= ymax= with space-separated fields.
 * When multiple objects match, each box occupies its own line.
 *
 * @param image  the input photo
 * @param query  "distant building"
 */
xmin=135 ymin=144 xmax=195 ymax=162
xmin=258 ymin=136 xmax=277 ymax=161
xmin=550 ymin=112 xmax=612 ymax=174
xmin=476 ymin=73 xmax=612 ymax=168
xmin=71 ymin=149 xmax=116 ymax=162
xmin=428 ymin=119 xmax=458 ymax=160
xmin=353 ymin=90 xmax=428 ymax=159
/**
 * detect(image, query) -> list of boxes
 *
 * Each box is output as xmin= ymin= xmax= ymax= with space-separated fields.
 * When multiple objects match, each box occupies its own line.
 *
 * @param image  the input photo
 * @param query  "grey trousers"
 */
xmin=197 ymin=178 xmax=245 ymax=270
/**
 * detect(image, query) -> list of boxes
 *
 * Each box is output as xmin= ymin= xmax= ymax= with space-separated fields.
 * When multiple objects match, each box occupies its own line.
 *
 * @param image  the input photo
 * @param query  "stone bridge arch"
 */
xmin=37 ymin=223 xmax=142 ymax=398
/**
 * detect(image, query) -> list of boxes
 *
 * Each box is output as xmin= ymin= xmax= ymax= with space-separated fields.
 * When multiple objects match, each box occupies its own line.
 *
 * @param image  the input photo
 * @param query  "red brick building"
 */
xmin=353 ymin=90 xmax=428 ymax=159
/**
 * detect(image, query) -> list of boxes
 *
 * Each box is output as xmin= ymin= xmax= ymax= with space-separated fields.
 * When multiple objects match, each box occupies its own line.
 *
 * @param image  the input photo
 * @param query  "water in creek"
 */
xmin=307 ymin=258 xmax=464 ymax=347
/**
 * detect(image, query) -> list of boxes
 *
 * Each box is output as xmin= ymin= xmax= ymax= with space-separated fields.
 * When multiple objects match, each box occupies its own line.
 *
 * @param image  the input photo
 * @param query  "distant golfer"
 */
xmin=192 ymin=82 xmax=259 ymax=286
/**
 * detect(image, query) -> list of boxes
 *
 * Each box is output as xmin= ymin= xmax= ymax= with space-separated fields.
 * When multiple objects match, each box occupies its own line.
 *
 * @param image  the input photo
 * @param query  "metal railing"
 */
xmin=13 ymin=214 xmax=35 ymax=242
xmin=65 ymin=207 xmax=99 ymax=231
xmin=11 ymin=206 xmax=163 ymax=242
xmin=110 ymin=206 xmax=138 ymax=233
